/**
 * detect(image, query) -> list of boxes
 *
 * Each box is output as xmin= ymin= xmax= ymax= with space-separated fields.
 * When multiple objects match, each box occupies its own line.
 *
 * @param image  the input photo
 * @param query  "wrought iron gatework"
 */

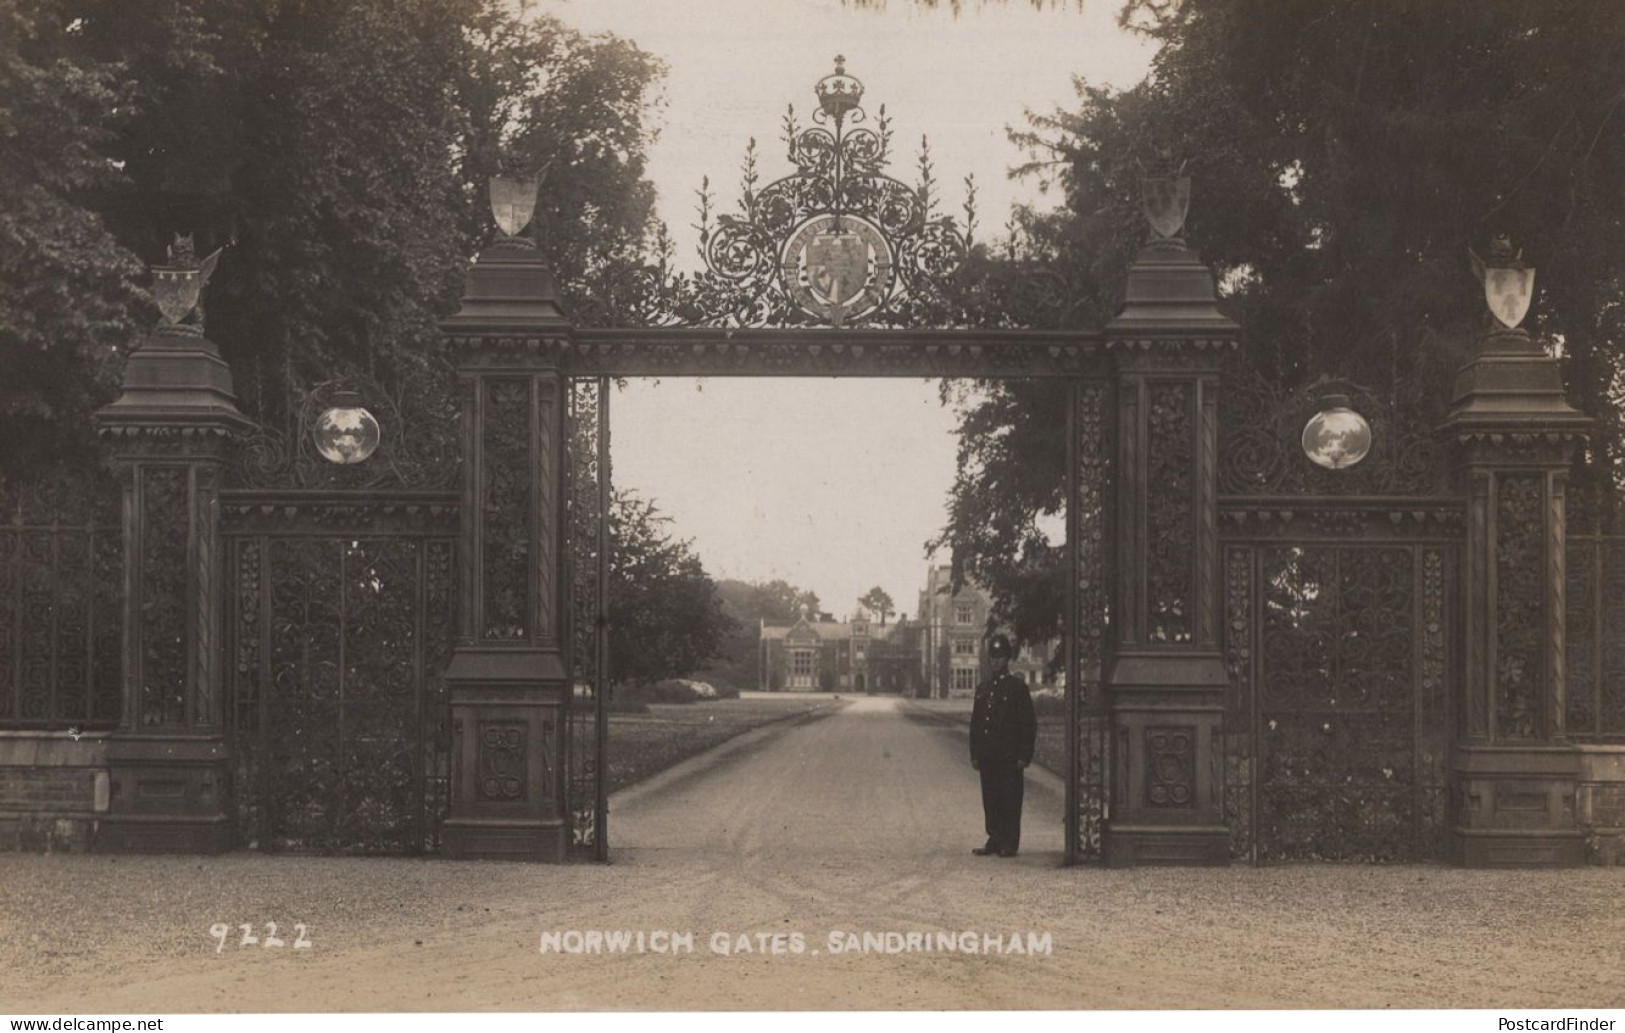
xmin=565 ymin=377 xmax=611 ymax=859
xmin=575 ymin=58 xmax=976 ymax=331
xmin=1067 ymin=379 xmax=1113 ymax=863
xmin=226 ymin=526 xmax=456 ymax=853
xmin=0 ymin=473 xmax=123 ymax=730
xmin=1222 ymin=543 xmax=1453 ymax=862
xmin=223 ymin=376 xmax=460 ymax=854
xmin=1218 ymin=364 xmax=1459 ymax=863
xmin=1564 ymin=533 xmax=1625 ymax=740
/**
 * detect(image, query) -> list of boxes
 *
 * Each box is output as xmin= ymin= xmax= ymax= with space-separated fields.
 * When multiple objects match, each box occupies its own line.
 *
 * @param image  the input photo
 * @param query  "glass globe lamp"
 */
xmin=1301 ymin=395 xmax=1372 ymax=470
xmin=314 ymin=390 xmax=381 ymax=465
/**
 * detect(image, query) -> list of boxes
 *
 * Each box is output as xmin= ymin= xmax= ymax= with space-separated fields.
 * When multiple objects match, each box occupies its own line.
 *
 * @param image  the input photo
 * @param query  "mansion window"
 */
xmin=955 ymin=602 xmax=974 ymax=625
xmin=791 ymin=650 xmax=816 ymax=677
xmin=952 ymin=668 xmax=977 ymax=692
xmin=953 ymin=638 xmax=977 ymax=656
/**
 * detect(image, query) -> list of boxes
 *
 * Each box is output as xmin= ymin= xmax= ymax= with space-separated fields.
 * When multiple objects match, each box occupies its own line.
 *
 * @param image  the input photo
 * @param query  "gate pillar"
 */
xmin=1443 ymin=243 xmax=1592 ymax=867
xmin=438 ymin=201 xmax=573 ymax=861
xmin=93 ymin=243 xmax=252 ymax=853
xmin=1100 ymin=197 xmax=1237 ymax=866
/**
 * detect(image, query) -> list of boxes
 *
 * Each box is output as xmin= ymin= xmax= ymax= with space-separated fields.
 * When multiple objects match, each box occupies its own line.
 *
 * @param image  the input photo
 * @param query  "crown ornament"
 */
xmin=815 ymin=55 xmax=864 ymax=123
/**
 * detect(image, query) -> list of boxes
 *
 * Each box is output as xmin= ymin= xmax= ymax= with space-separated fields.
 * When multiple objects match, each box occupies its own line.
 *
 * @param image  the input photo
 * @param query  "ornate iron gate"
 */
xmin=223 ymin=380 xmax=461 ymax=853
xmin=565 ymin=376 xmax=610 ymax=859
xmin=225 ymin=509 xmax=458 ymax=853
xmin=1218 ymin=372 xmax=1458 ymax=862
xmin=1223 ymin=542 xmax=1453 ymax=861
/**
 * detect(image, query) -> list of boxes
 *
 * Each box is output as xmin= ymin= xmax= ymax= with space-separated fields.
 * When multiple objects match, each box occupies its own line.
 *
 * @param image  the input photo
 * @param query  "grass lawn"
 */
xmin=606 ymin=695 xmax=837 ymax=794
xmin=905 ymin=696 xmax=1068 ymax=778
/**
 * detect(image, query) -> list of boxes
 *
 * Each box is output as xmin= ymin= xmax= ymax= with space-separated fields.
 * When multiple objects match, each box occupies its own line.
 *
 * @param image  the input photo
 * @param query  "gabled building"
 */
xmin=917 ymin=564 xmax=1058 ymax=698
xmin=758 ymin=608 xmax=921 ymax=694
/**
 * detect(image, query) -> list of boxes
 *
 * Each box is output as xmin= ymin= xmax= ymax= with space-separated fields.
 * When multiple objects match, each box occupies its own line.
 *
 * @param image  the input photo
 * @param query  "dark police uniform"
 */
xmin=970 ymin=650 xmax=1037 ymax=856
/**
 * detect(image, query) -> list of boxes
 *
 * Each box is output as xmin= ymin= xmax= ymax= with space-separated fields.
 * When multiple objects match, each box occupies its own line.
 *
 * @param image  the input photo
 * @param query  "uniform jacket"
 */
xmin=969 ymin=672 xmax=1037 ymax=766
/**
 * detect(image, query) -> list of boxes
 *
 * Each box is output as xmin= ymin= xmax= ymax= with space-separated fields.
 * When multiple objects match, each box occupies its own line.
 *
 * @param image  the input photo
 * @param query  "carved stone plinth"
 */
xmin=94 ymin=324 xmax=251 ymax=853
xmin=1444 ymin=321 xmax=1592 ymax=867
xmin=439 ymin=236 xmax=573 ymax=862
xmin=1102 ymin=237 xmax=1237 ymax=867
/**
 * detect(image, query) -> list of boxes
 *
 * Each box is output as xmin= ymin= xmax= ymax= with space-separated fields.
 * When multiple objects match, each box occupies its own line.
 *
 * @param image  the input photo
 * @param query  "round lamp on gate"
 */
xmin=314 ymin=389 xmax=381 ymax=465
xmin=1301 ymin=394 xmax=1372 ymax=470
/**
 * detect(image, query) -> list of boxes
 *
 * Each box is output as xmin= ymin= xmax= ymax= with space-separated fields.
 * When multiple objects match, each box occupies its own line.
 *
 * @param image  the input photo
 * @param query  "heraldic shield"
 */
xmin=1143 ymin=175 xmax=1191 ymax=240
xmin=490 ymin=173 xmax=540 ymax=238
xmin=1484 ymin=265 xmax=1535 ymax=330
xmin=807 ymin=229 xmax=869 ymax=308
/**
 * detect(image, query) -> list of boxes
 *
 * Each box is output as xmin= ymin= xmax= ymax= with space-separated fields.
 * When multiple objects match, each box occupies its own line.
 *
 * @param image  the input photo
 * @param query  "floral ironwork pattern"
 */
xmin=0 ymin=484 xmax=123 ymax=729
xmin=1147 ymin=382 xmax=1195 ymax=643
xmin=1256 ymin=546 xmax=1424 ymax=861
xmin=1218 ymin=368 xmax=1450 ymax=497
xmin=230 ymin=531 xmax=457 ymax=854
xmin=1418 ymin=546 xmax=1450 ymax=856
xmin=1495 ymin=475 xmax=1544 ymax=741
xmin=139 ymin=467 xmax=190 ymax=727
xmin=1563 ymin=535 xmax=1625 ymax=739
xmin=230 ymin=369 xmax=459 ymax=491
xmin=1222 ymin=546 xmax=1254 ymax=860
xmin=565 ymin=377 xmax=609 ymax=856
xmin=1071 ymin=380 xmax=1111 ymax=862
xmin=482 ymin=379 xmax=532 ymax=641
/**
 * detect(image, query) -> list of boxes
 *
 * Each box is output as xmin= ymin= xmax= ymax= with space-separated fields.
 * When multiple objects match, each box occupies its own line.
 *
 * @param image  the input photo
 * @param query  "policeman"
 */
xmin=969 ymin=634 xmax=1037 ymax=857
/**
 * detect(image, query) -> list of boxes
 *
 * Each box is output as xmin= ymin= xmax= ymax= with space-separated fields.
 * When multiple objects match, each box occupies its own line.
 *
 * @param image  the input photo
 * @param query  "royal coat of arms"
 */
xmin=1470 ymin=235 xmax=1535 ymax=330
xmin=782 ymin=215 xmax=895 ymax=326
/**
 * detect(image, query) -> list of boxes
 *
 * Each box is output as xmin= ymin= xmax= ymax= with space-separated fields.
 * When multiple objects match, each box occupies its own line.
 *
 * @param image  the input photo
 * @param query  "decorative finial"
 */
xmin=815 ymin=56 xmax=864 ymax=122
xmin=1138 ymin=152 xmax=1190 ymax=241
xmin=152 ymin=234 xmax=222 ymax=330
xmin=1469 ymin=233 xmax=1534 ymax=330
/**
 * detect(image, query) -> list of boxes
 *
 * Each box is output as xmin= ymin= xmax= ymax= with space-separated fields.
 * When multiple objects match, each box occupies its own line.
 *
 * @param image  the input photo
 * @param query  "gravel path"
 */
xmin=2 ymin=696 xmax=1621 ymax=1012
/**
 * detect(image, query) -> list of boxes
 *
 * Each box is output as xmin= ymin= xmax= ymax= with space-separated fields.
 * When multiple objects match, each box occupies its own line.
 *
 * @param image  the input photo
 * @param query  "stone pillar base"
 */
xmin=95 ymin=737 xmax=233 ymax=854
xmin=441 ymin=648 xmax=569 ymax=862
xmin=1104 ymin=824 xmax=1230 ymax=867
xmin=1451 ymin=745 xmax=1583 ymax=867
xmin=441 ymin=818 xmax=568 ymax=862
xmin=1451 ymin=828 xmax=1585 ymax=868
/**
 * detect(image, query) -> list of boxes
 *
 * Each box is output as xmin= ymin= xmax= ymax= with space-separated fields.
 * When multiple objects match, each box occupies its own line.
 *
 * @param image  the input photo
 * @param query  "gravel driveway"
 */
xmin=2 ymin=696 xmax=1621 ymax=1012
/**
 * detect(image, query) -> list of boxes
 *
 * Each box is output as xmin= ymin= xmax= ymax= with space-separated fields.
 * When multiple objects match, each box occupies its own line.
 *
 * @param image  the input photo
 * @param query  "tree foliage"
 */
xmin=937 ymin=0 xmax=1625 ymax=643
xmin=0 ymin=0 xmax=665 ymax=480
xmin=608 ymin=490 xmax=736 ymax=687
xmin=857 ymin=585 xmax=896 ymax=624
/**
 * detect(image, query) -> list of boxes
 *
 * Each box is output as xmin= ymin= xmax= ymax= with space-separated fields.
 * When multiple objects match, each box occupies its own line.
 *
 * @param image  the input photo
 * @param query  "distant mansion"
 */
xmin=758 ymin=565 xmax=1054 ymax=696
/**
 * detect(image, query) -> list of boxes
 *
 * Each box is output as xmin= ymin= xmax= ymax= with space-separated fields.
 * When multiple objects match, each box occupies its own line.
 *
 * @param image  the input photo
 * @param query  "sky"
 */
xmin=535 ymin=0 xmax=1154 ymax=619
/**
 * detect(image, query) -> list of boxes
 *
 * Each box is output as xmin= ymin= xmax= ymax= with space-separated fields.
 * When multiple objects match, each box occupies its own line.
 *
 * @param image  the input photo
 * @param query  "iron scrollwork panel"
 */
xmin=1222 ymin=545 xmax=1255 ymax=861
xmin=565 ymin=377 xmax=610 ymax=859
xmin=1071 ymin=379 xmax=1111 ymax=862
xmin=229 ymin=530 xmax=456 ymax=854
xmin=1243 ymin=545 xmax=1446 ymax=862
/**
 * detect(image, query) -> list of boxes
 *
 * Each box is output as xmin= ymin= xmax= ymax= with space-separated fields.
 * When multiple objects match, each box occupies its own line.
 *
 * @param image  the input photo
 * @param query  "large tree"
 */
xmin=608 ymin=490 xmax=737 ymax=686
xmin=0 ymin=0 xmax=665 ymax=479
xmin=935 ymin=0 xmax=1625 ymax=644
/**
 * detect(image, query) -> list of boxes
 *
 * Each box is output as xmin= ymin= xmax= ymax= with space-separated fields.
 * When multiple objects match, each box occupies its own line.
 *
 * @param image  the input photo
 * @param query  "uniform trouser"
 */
xmin=978 ymin=760 xmax=1025 ymax=851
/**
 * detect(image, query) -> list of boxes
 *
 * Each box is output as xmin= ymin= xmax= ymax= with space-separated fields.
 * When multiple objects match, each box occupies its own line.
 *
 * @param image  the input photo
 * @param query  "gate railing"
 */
xmin=0 ymin=474 xmax=123 ymax=731
xmin=564 ymin=376 xmax=610 ymax=860
xmin=1563 ymin=534 xmax=1625 ymax=741
xmin=222 ymin=490 xmax=458 ymax=854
